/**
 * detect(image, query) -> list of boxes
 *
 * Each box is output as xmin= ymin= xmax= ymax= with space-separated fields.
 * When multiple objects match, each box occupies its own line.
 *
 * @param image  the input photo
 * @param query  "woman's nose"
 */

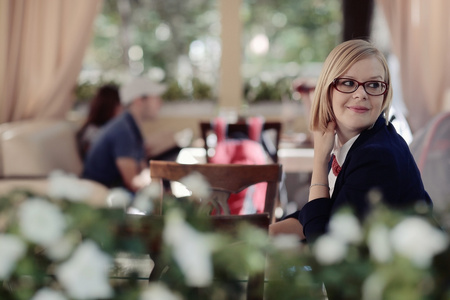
xmin=353 ymin=84 xmax=368 ymax=98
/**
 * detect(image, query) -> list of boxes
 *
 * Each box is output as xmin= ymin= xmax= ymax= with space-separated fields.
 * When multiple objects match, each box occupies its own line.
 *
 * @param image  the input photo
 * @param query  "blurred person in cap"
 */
xmin=82 ymin=77 xmax=166 ymax=193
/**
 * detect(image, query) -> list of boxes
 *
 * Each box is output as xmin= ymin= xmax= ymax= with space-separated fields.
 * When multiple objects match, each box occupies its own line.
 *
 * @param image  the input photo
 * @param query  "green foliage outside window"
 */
xmin=78 ymin=0 xmax=341 ymax=103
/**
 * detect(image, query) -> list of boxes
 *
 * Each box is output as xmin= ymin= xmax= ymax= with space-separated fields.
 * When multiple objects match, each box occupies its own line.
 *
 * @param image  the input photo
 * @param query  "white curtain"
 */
xmin=0 ymin=0 xmax=103 ymax=123
xmin=377 ymin=0 xmax=450 ymax=132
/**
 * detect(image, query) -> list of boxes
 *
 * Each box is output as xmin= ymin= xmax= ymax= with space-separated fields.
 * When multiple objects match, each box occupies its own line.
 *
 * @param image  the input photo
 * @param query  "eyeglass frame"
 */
xmin=331 ymin=77 xmax=388 ymax=96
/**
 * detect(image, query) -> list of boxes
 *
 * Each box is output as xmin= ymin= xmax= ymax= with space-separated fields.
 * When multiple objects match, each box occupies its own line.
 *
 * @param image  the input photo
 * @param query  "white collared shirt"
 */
xmin=328 ymin=134 xmax=360 ymax=196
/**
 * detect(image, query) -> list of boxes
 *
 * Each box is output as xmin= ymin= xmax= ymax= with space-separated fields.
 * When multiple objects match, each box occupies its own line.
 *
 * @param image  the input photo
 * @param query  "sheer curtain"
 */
xmin=0 ymin=0 xmax=102 ymax=123
xmin=377 ymin=0 xmax=450 ymax=132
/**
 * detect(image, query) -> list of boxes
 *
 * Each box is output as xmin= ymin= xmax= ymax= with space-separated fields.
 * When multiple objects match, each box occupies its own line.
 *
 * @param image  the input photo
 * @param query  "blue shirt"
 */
xmin=82 ymin=111 xmax=145 ymax=189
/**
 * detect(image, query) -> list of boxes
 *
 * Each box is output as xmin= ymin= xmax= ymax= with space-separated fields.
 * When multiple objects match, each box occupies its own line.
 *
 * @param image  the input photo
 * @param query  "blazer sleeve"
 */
xmin=283 ymin=198 xmax=333 ymax=242
xmin=298 ymin=198 xmax=333 ymax=242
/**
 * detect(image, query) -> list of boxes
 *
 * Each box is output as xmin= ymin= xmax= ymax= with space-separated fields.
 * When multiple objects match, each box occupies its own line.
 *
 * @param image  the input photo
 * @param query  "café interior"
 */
xmin=1 ymin=1 xmax=450 ymax=299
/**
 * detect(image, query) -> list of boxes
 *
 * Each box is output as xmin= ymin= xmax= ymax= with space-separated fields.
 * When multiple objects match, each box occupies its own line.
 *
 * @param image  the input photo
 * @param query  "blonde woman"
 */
xmin=270 ymin=39 xmax=432 ymax=242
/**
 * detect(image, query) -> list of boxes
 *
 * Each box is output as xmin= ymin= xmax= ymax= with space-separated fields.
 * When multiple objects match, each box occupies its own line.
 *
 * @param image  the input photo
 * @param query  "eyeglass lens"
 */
xmin=334 ymin=78 xmax=387 ymax=96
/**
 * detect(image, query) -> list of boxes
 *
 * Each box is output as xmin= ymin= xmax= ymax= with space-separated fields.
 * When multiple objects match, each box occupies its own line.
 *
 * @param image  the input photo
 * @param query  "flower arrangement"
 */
xmin=265 ymin=200 xmax=450 ymax=300
xmin=0 ymin=171 xmax=449 ymax=300
xmin=0 ymin=172 xmax=127 ymax=300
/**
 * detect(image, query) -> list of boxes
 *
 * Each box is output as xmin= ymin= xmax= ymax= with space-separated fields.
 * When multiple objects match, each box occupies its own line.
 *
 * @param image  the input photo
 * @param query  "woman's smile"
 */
xmin=346 ymin=105 xmax=370 ymax=113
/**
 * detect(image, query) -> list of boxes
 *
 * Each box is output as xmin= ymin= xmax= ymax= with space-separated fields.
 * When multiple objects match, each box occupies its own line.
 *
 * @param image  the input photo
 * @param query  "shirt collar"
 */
xmin=332 ymin=134 xmax=360 ymax=166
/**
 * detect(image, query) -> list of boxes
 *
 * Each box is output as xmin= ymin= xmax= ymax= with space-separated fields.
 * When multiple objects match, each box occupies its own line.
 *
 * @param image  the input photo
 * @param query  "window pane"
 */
xmin=80 ymin=0 xmax=219 ymax=102
xmin=242 ymin=0 xmax=342 ymax=103
xmin=79 ymin=0 xmax=342 ymax=104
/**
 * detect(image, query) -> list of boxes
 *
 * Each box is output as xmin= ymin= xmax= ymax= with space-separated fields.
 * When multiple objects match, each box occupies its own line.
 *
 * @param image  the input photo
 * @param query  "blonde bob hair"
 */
xmin=310 ymin=39 xmax=393 ymax=132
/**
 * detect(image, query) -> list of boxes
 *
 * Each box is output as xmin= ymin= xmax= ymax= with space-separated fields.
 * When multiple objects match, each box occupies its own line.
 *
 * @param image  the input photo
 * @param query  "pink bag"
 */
xmin=210 ymin=116 xmax=268 ymax=214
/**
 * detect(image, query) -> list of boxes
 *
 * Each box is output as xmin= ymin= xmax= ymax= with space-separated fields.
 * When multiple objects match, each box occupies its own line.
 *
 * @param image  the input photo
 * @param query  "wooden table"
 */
xmin=176 ymin=147 xmax=314 ymax=173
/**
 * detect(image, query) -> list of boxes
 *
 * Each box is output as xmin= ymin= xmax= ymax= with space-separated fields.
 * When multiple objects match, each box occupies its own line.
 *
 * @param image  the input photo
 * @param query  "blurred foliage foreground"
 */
xmin=0 ymin=171 xmax=449 ymax=300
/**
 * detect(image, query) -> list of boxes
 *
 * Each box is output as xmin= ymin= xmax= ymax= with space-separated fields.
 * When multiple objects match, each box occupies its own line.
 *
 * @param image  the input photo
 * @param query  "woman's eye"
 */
xmin=367 ymin=82 xmax=380 ymax=88
xmin=342 ymin=80 xmax=355 ymax=87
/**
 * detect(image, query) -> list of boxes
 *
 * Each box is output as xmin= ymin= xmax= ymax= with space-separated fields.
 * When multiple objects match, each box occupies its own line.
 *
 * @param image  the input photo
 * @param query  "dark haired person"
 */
xmin=76 ymin=84 xmax=122 ymax=159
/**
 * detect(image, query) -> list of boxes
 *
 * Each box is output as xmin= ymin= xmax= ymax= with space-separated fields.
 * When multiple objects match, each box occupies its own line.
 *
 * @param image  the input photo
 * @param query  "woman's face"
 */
xmin=331 ymin=56 xmax=385 ymax=140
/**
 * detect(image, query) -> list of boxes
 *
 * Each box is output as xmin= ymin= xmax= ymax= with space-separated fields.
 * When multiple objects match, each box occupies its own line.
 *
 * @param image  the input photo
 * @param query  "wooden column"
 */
xmin=218 ymin=0 xmax=242 ymax=112
xmin=342 ymin=0 xmax=375 ymax=41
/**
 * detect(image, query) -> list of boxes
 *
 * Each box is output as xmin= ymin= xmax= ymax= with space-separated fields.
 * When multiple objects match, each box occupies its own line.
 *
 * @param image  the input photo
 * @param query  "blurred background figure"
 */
xmin=410 ymin=112 xmax=450 ymax=220
xmin=293 ymin=78 xmax=316 ymax=117
xmin=292 ymin=77 xmax=316 ymax=145
xmin=76 ymin=84 xmax=123 ymax=159
xmin=82 ymin=77 xmax=166 ymax=193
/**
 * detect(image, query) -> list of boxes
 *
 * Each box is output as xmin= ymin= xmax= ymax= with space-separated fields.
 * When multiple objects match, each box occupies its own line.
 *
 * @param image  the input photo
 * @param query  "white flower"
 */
xmin=114 ymin=252 xmax=153 ymax=278
xmin=18 ymin=198 xmax=66 ymax=246
xmin=106 ymin=188 xmax=132 ymax=208
xmin=132 ymin=168 xmax=151 ymax=188
xmin=163 ymin=209 xmax=216 ymax=287
xmin=271 ymin=234 xmax=301 ymax=250
xmin=390 ymin=216 xmax=448 ymax=268
xmin=31 ymin=288 xmax=68 ymax=300
xmin=140 ymin=283 xmax=183 ymax=300
xmin=132 ymin=183 xmax=160 ymax=213
xmin=367 ymin=223 xmax=392 ymax=263
xmin=313 ymin=234 xmax=348 ymax=265
xmin=132 ymin=194 xmax=153 ymax=214
xmin=362 ymin=272 xmax=386 ymax=300
xmin=328 ymin=213 xmax=362 ymax=244
xmin=45 ymin=232 xmax=80 ymax=261
xmin=48 ymin=170 xmax=91 ymax=201
xmin=0 ymin=234 xmax=26 ymax=279
xmin=56 ymin=240 xmax=113 ymax=299
xmin=179 ymin=172 xmax=211 ymax=200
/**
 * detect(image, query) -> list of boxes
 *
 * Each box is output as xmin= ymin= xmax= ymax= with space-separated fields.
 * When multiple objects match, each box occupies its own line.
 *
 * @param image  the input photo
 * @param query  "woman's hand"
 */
xmin=312 ymin=121 xmax=336 ymax=163
xmin=308 ymin=121 xmax=336 ymax=201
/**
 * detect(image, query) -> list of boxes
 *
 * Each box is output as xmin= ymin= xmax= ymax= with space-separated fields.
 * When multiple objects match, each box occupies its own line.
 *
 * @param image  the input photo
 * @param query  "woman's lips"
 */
xmin=347 ymin=106 xmax=369 ymax=113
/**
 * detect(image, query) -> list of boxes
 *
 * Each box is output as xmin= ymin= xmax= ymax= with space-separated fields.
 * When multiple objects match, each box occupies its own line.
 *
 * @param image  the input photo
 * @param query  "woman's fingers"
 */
xmin=312 ymin=121 xmax=336 ymax=160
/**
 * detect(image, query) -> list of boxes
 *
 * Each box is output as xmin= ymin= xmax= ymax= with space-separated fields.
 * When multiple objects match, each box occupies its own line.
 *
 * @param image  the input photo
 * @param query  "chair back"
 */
xmin=149 ymin=160 xmax=282 ymax=223
xmin=148 ymin=160 xmax=282 ymax=299
xmin=200 ymin=120 xmax=282 ymax=163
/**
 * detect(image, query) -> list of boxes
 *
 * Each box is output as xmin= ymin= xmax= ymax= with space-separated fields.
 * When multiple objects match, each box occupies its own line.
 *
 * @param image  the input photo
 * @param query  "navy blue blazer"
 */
xmin=288 ymin=116 xmax=432 ymax=241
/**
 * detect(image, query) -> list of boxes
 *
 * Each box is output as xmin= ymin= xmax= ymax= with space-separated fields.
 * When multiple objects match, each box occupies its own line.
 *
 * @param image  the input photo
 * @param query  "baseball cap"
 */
xmin=119 ymin=77 xmax=167 ymax=106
